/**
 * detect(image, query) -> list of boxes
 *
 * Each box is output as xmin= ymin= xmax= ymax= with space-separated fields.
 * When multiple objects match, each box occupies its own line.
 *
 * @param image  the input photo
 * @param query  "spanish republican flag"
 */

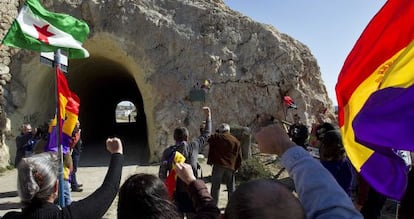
xmin=336 ymin=0 xmax=414 ymax=200
xmin=46 ymin=68 xmax=80 ymax=154
xmin=1 ymin=0 xmax=89 ymax=59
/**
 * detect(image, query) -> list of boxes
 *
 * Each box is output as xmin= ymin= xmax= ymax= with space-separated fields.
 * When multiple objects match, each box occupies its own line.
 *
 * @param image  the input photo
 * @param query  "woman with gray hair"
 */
xmin=3 ymin=137 xmax=124 ymax=219
xmin=18 ymin=152 xmax=59 ymax=206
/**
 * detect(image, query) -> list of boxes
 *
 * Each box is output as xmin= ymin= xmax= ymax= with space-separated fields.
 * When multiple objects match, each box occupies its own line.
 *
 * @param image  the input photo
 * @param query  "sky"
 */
xmin=223 ymin=0 xmax=387 ymax=105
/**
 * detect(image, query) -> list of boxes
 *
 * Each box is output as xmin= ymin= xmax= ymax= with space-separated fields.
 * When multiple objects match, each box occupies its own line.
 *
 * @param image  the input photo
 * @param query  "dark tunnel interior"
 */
xmin=67 ymin=58 xmax=149 ymax=164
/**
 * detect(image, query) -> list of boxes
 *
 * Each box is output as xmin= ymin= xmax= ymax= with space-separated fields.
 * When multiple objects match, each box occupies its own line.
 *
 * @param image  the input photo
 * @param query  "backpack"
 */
xmin=159 ymin=142 xmax=203 ymax=180
xmin=165 ymin=144 xmax=183 ymax=170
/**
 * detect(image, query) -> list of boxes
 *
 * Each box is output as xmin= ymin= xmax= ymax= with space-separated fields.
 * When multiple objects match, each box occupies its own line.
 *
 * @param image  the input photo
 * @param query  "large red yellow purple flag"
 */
xmin=336 ymin=0 xmax=414 ymax=200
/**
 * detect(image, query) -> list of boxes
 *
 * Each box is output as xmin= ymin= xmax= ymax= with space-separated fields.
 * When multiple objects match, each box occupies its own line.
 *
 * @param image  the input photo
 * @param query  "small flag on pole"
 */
xmin=283 ymin=96 xmax=297 ymax=109
xmin=1 ymin=0 xmax=89 ymax=59
xmin=336 ymin=0 xmax=414 ymax=200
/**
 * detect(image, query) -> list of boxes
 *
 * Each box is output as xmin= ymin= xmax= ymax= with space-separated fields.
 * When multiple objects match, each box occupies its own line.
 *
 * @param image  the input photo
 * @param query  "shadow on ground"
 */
xmin=79 ymin=139 xmax=150 ymax=167
xmin=0 ymin=191 xmax=18 ymax=199
xmin=0 ymin=202 xmax=22 ymax=211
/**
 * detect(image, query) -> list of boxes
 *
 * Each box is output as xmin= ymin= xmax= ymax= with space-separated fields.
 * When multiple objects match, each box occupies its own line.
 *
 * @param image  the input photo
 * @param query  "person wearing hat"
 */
xmin=207 ymin=123 xmax=242 ymax=205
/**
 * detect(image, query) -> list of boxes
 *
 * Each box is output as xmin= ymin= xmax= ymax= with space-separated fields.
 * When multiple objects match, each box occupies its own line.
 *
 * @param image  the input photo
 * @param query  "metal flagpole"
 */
xmin=54 ymin=49 xmax=65 ymax=207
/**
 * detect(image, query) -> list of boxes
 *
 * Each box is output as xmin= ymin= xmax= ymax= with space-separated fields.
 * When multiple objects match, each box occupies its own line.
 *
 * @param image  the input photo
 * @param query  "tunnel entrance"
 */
xmin=68 ymin=57 xmax=149 ymax=165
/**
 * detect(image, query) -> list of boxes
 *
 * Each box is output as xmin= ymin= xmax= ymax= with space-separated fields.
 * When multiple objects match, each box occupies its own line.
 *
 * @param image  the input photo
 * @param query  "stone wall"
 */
xmin=0 ymin=0 xmax=20 ymax=168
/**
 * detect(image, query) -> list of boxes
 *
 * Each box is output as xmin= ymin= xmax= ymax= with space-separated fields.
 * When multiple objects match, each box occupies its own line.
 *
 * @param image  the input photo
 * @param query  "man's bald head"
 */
xmin=224 ymin=179 xmax=305 ymax=219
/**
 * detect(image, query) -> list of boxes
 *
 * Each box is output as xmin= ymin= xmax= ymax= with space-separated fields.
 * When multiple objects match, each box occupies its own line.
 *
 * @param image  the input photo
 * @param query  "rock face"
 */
xmin=0 ymin=0 xmax=334 ymax=167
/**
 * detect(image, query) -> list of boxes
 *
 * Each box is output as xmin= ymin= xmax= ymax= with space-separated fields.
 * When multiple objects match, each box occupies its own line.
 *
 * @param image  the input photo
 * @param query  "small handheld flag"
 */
xmin=165 ymin=151 xmax=186 ymax=199
xmin=283 ymin=96 xmax=297 ymax=109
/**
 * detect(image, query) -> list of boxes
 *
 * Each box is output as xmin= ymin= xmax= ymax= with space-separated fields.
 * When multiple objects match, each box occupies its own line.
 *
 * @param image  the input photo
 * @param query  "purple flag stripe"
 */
xmin=360 ymin=151 xmax=408 ymax=200
xmin=45 ymin=125 xmax=71 ymax=154
xmin=353 ymin=86 xmax=414 ymax=151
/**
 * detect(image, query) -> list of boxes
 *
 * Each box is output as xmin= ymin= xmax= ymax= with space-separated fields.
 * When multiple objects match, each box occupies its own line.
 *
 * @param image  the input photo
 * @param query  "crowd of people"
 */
xmin=4 ymin=107 xmax=413 ymax=219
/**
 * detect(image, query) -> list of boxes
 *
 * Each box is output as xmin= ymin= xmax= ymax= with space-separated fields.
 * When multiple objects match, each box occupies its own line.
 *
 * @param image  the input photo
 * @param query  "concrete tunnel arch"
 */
xmin=68 ymin=57 xmax=149 ymax=163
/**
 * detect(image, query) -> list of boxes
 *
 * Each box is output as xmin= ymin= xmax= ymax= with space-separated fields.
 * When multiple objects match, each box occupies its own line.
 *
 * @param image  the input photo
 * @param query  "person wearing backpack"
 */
xmin=159 ymin=106 xmax=212 ymax=218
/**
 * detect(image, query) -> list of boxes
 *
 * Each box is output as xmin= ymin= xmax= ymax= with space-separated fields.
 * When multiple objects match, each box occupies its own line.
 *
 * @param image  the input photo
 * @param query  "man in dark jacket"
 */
xmin=207 ymin=123 xmax=242 ymax=205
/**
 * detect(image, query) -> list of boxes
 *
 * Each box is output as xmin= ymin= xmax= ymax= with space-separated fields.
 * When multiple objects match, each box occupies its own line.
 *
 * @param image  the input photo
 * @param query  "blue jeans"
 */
xmin=63 ymin=180 xmax=72 ymax=206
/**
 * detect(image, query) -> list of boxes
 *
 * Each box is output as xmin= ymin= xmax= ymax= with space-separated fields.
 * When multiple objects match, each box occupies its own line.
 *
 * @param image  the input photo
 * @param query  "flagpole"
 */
xmin=54 ymin=49 xmax=65 ymax=207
